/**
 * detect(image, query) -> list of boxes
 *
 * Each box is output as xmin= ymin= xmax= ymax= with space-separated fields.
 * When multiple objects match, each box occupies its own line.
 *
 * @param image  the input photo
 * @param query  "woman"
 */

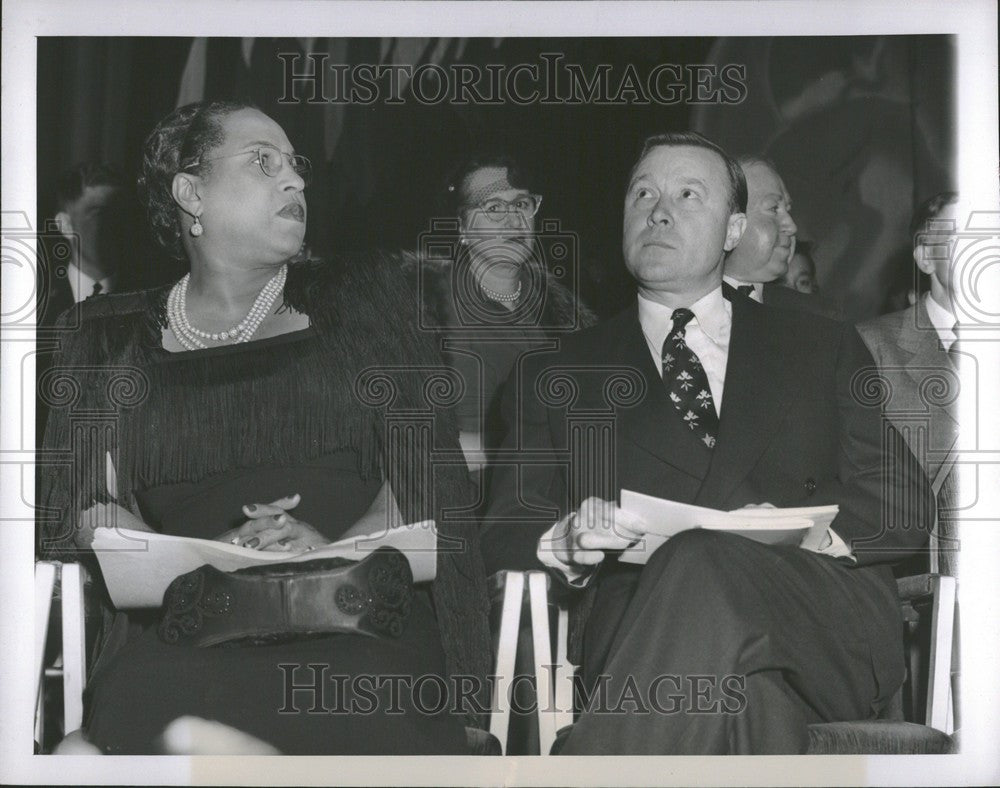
xmin=416 ymin=154 xmax=596 ymax=468
xmin=38 ymin=101 xmax=489 ymax=754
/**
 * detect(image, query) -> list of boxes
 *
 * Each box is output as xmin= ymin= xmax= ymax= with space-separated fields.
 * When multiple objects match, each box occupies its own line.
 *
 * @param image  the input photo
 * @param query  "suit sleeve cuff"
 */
xmin=815 ymin=527 xmax=857 ymax=562
xmin=537 ymin=520 xmax=596 ymax=586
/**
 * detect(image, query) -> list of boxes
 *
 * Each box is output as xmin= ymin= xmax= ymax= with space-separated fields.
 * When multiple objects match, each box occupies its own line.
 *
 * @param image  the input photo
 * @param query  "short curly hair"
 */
xmin=137 ymin=100 xmax=253 ymax=260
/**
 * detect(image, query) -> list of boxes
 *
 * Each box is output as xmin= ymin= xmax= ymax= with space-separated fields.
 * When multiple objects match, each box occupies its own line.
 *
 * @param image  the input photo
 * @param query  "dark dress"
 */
xmin=412 ymin=253 xmax=597 ymax=453
xmin=38 ymin=257 xmax=491 ymax=754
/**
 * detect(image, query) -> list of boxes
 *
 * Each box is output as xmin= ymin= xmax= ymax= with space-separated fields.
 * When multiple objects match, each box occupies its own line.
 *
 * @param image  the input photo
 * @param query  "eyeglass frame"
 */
xmin=462 ymin=193 xmax=544 ymax=223
xmin=180 ymin=144 xmax=312 ymax=185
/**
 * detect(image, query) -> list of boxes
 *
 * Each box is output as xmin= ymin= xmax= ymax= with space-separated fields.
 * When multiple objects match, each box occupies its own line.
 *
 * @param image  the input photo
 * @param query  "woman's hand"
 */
xmin=216 ymin=494 xmax=328 ymax=552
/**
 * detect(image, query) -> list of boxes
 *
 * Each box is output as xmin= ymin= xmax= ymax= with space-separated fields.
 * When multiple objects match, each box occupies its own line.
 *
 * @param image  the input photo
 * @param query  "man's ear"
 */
xmin=724 ymin=212 xmax=747 ymax=252
xmin=171 ymin=172 xmax=203 ymax=219
xmin=913 ymin=244 xmax=936 ymax=276
xmin=54 ymin=211 xmax=73 ymax=237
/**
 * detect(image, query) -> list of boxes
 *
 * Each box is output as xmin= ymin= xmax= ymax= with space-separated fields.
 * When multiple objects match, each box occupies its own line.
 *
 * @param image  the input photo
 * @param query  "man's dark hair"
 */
xmin=910 ymin=191 xmax=959 ymax=245
xmin=630 ymin=131 xmax=748 ymax=214
xmin=55 ymin=162 xmax=125 ymax=212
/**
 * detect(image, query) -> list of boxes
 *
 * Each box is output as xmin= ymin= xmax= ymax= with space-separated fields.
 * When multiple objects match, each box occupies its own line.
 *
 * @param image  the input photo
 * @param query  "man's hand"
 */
xmin=548 ymin=496 xmax=647 ymax=569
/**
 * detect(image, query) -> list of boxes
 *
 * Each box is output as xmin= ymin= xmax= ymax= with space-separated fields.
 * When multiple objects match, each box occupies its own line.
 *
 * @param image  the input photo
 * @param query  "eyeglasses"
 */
xmin=182 ymin=145 xmax=312 ymax=186
xmin=466 ymin=194 xmax=543 ymax=223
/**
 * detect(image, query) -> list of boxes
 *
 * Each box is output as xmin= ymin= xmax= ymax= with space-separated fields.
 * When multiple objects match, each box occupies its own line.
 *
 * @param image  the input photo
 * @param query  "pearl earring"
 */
xmin=190 ymin=215 xmax=204 ymax=237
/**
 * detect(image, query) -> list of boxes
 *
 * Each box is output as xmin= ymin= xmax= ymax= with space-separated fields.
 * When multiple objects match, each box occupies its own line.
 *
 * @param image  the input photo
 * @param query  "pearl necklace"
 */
xmin=480 ymin=280 xmax=522 ymax=303
xmin=167 ymin=264 xmax=287 ymax=351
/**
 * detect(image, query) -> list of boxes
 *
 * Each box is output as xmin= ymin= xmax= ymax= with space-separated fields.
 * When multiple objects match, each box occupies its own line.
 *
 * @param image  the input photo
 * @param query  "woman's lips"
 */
xmin=278 ymin=203 xmax=305 ymax=222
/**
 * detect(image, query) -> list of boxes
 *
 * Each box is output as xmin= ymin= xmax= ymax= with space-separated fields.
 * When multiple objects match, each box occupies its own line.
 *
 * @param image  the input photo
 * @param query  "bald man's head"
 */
xmin=724 ymin=158 xmax=797 ymax=282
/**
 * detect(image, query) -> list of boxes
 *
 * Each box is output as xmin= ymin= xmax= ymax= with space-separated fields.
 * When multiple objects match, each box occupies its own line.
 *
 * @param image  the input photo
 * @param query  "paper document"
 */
xmin=618 ymin=489 xmax=837 ymax=565
xmin=92 ymin=521 xmax=438 ymax=609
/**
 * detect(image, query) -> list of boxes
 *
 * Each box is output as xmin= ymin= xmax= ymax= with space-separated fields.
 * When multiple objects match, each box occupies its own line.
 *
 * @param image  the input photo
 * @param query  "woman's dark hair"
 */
xmin=137 ymin=100 xmax=254 ymax=259
xmin=442 ymin=152 xmax=539 ymax=215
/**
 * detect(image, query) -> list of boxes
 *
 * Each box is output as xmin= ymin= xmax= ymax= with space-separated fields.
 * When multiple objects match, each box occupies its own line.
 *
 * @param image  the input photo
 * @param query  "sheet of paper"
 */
xmin=618 ymin=490 xmax=838 ymax=564
xmin=92 ymin=521 xmax=437 ymax=609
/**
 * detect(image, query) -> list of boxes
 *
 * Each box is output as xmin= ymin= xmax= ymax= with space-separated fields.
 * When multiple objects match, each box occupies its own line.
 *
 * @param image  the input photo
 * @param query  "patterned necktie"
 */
xmin=662 ymin=308 xmax=719 ymax=450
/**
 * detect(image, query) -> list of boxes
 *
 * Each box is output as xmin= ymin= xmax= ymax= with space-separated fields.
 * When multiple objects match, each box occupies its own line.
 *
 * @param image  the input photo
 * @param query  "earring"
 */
xmin=190 ymin=215 xmax=204 ymax=237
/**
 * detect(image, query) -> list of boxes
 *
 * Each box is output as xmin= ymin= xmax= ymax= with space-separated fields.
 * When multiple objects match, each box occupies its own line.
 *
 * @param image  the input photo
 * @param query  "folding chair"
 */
xmin=34 ymin=561 xmax=89 ymax=748
xmin=490 ymin=565 xmax=957 ymax=755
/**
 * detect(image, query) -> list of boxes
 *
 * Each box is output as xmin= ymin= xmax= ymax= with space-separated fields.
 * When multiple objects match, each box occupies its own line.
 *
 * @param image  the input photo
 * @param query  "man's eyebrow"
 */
xmin=240 ymin=140 xmax=294 ymax=152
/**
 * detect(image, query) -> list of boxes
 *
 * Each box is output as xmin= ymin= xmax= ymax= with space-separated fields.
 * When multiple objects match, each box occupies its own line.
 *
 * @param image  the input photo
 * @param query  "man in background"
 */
xmin=857 ymin=192 xmax=960 ymax=488
xmin=857 ymin=192 xmax=961 ymax=575
xmin=724 ymin=155 xmax=841 ymax=318
xmin=782 ymin=240 xmax=819 ymax=294
xmin=39 ymin=162 xmax=128 ymax=325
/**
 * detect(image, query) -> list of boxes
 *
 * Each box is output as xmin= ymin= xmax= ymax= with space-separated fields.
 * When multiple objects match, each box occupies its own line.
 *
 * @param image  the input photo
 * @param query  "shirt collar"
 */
xmin=923 ymin=291 xmax=956 ymax=341
xmin=722 ymin=274 xmax=762 ymax=302
xmin=67 ymin=262 xmax=116 ymax=302
xmin=637 ymin=285 xmax=730 ymax=346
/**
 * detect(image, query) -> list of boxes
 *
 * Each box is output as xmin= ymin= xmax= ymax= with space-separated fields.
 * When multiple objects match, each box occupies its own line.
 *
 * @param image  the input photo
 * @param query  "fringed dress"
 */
xmin=37 ymin=254 xmax=491 ymax=754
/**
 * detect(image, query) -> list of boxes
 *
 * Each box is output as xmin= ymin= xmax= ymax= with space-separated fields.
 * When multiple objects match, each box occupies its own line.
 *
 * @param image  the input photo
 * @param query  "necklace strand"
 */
xmin=168 ymin=264 xmax=287 ymax=351
xmin=480 ymin=279 xmax=522 ymax=303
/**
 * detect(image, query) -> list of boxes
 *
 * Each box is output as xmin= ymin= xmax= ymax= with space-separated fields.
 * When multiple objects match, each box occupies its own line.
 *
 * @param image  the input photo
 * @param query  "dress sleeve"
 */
xmin=37 ymin=312 xmax=117 ymax=560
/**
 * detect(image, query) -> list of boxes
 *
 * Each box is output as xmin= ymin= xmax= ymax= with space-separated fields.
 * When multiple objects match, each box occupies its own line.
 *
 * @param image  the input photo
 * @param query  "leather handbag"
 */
xmin=158 ymin=546 xmax=413 ymax=647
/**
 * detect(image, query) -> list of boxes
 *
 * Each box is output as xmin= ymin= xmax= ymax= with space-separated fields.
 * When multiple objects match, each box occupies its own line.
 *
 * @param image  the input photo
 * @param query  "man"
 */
xmin=782 ymin=241 xmax=819 ymax=294
xmin=39 ymin=162 xmax=127 ymax=325
xmin=724 ymin=155 xmax=841 ymax=318
xmin=36 ymin=163 xmax=128 ymax=437
xmin=481 ymin=132 xmax=932 ymax=754
xmin=857 ymin=192 xmax=960 ymax=485
xmin=857 ymin=192 xmax=961 ymax=573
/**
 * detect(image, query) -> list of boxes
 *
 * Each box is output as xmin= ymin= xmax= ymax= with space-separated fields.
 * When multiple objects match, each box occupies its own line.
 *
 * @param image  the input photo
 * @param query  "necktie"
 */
xmin=736 ymin=284 xmax=755 ymax=298
xmin=662 ymin=308 xmax=719 ymax=450
xmin=946 ymin=324 xmax=962 ymax=368
xmin=89 ymin=281 xmax=103 ymax=298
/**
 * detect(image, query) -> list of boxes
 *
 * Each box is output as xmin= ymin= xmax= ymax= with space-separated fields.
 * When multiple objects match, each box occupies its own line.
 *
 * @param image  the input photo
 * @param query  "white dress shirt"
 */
xmin=67 ymin=262 xmax=116 ymax=303
xmin=637 ymin=287 xmax=731 ymax=413
xmin=537 ymin=287 xmax=853 ymax=580
xmin=923 ymin=292 xmax=957 ymax=349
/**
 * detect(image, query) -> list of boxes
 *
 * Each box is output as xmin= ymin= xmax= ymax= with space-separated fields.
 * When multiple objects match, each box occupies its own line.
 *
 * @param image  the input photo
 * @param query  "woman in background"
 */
xmin=415 ymin=153 xmax=596 ymax=472
xmin=39 ymin=100 xmax=489 ymax=754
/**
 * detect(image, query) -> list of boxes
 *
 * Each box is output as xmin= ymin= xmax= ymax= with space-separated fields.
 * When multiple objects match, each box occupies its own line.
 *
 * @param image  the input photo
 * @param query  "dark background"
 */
xmin=37 ymin=36 xmax=956 ymax=319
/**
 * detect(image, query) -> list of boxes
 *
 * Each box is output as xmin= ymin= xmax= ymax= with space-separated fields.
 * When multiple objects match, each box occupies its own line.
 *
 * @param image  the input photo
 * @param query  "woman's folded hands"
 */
xmin=215 ymin=493 xmax=328 ymax=552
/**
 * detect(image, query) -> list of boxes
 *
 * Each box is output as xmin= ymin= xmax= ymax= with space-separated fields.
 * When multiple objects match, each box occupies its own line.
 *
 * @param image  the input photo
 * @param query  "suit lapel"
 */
xmin=694 ymin=293 xmax=792 ymax=507
xmin=899 ymin=300 xmax=961 ymax=438
xmin=610 ymin=306 xmax=713 ymax=481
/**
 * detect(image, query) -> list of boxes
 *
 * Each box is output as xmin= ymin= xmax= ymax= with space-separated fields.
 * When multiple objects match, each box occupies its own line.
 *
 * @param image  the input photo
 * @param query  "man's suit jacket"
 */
xmin=37 ymin=270 xmax=76 ymax=328
xmin=856 ymin=298 xmax=959 ymax=488
xmin=482 ymin=289 xmax=932 ymax=577
xmin=762 ymin=281 xmax=845 ymax=321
